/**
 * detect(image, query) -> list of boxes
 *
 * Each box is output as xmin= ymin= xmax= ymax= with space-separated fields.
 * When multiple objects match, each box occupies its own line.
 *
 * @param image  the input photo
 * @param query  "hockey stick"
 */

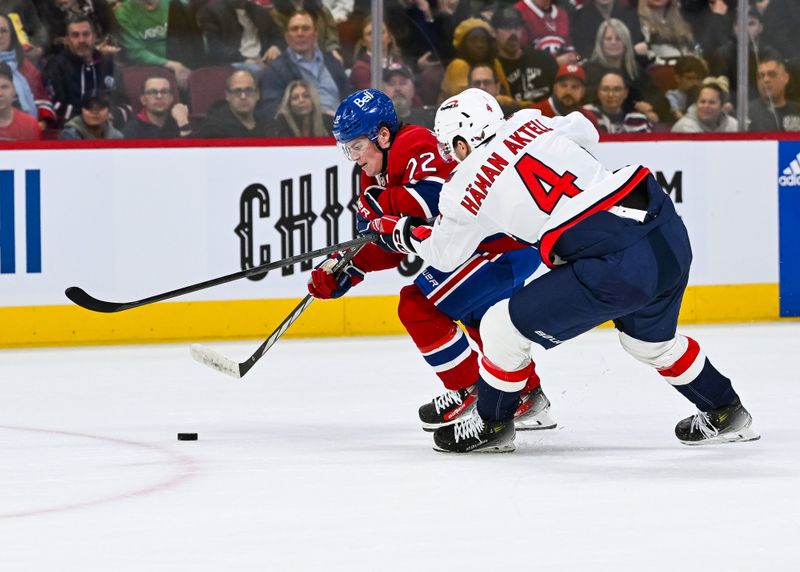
xmin=65 ymin=234 xmax=378 ymax=313
xmin=189 ymin=242 xmax=365 ymax=379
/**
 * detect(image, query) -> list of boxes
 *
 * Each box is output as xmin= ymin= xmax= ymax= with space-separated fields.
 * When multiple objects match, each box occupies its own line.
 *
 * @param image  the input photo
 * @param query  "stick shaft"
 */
xmin=66 ymin=234 xmax=377 ymax=313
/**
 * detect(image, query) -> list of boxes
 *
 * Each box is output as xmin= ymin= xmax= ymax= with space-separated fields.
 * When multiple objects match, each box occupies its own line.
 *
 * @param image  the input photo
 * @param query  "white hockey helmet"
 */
xmin=434 ymin=88 xmax=504 ymax=161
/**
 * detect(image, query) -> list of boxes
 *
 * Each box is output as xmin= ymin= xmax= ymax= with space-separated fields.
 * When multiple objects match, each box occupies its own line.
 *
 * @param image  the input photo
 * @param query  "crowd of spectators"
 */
xmin=0 ymin=0 xmax=798 ymax=141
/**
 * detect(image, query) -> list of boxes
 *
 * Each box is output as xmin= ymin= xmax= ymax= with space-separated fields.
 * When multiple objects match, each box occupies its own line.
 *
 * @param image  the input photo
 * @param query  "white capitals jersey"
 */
xmin=414 ymin=109 xmax=651 ymax=272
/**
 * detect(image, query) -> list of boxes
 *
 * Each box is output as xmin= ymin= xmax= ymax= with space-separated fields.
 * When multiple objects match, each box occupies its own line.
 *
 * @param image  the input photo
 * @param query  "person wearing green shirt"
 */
xmin=115 ymin=0 xmax=191 ymax=88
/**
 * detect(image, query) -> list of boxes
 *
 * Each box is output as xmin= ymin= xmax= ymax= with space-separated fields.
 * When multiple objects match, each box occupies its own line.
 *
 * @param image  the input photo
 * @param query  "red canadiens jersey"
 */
xmin=359 ymin=124 xmax=453 ymax=219
xmin=353 ymin=124 xmax=455 ymax=274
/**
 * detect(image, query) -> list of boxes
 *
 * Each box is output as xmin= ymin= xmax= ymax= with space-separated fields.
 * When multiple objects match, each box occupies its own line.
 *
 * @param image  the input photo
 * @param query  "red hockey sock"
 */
xmin=398 ymin=285 xmax=478 ymax=391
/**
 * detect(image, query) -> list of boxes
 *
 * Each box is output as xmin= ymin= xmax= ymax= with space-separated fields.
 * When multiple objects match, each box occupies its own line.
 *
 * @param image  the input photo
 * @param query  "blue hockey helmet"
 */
xmin=332 ymin=89 xmax=400 ymax=150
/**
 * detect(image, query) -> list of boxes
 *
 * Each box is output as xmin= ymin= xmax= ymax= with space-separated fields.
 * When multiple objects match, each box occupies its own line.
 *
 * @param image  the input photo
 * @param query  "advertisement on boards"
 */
xmin=0 ymin=140 xmax=781 ymax=309
xmin=778 ymin=140 xmax=800 ymax=316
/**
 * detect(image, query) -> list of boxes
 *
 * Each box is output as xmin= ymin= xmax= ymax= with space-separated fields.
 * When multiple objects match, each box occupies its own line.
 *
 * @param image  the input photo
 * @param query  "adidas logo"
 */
xmin=780 ymin=151 xmax=800 ymax=186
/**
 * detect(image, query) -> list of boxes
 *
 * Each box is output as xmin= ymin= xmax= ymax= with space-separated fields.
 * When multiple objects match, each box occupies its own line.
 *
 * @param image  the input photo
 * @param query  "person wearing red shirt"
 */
xmin=0 ymin=62 xmax=40 ymax=141
xmin=513 ymin=0 xmax=577 ymax=64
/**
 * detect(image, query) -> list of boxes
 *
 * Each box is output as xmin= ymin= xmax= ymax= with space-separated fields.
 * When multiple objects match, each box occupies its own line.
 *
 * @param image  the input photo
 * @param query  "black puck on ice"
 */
xmin=177 ymin=432 xmax=198 ymax=441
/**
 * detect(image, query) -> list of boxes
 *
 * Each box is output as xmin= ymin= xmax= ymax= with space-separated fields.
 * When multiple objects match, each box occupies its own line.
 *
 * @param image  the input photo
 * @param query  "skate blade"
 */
xmin=679 ymin=426 xmax=761 ymax=446
xmin=421 ymin=421 xmax=456 ymax=433
xmin=514 ymin=409 xmax=557 ymax=431
xmin=432 ymin=442 xmax=516 ymax=454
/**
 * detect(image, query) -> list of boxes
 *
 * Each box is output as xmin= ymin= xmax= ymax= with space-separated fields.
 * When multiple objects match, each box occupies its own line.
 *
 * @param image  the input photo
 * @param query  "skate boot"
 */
xmin=433 ymin=411 xmax=516 ymax=453
xmin=514 ymin=386 xmax=557 ymax=431
xmin=675 ymin=398 xmax=760 ymax=445
xmin=419 ymin=385 xmax=477 ymax=432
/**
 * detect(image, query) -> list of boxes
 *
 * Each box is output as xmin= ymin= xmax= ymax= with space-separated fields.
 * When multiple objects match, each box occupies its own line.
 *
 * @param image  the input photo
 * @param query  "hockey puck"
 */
xmin=177 ymin=433 xmax=198 ymax=441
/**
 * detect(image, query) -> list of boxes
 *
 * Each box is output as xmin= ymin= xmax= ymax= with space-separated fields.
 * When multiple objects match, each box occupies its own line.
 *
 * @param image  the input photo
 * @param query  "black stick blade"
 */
xmin=65 ymin=287 xmax=130 ymax=313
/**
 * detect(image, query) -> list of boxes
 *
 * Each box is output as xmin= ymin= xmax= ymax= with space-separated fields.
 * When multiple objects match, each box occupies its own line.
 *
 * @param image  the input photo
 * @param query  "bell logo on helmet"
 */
xmin=353 ymin=91 xmax=375 ymax=109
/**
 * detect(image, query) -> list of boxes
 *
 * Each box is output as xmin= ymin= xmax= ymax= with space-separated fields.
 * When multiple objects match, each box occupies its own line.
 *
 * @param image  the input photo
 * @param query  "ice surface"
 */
xmin=1 ymin=323 xmax=798 ymax=571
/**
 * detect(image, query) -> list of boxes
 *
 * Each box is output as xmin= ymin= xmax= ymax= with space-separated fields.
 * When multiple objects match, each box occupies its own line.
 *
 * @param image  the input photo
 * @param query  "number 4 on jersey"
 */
xmin=515 ymin=154 xmax=583 ymax=214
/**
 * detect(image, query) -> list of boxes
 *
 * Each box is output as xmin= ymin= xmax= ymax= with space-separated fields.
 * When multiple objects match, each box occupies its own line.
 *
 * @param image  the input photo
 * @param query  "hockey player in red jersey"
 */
xmin=308 ymin=88 xmax=556 ymax=432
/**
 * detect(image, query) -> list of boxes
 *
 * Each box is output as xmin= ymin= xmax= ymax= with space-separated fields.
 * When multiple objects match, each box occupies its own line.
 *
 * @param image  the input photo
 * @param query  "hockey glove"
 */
xmin=368 ymin=215 xmax=429 ymax=254
xmin=355 ymin=185 xmax=385 ymax=235
xmin=307 ymin=255 xmax=365 ymax=300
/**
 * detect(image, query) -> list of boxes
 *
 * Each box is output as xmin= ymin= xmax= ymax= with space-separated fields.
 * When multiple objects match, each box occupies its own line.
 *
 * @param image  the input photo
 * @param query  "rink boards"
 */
xmin=0 ymin=136 xmax=795 ymax=347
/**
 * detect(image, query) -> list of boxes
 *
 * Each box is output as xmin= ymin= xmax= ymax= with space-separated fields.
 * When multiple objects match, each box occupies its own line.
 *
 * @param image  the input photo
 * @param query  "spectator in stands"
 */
xmin=439 ymin=17 xmax=511 ymax=102
xmin=492 ymin=6 xmax=556 ymax=105
xmin=680 ymin=0 xmax=732 ymax=60
xmin=39 ymin=0 xmax=116 ymax=54
xmin=196 ymin=0 xmax=283 ymax=70
xmin=386 ymin=0 xmax=442 ymax=68
xmin=513 ymin=0 xmax=577 ymax=65
xmin=749 ymin=52 xmax=800 ymax=132
xmin=115 ymin=0 xmax=193 ymax=89
xmin=272 ymin=79 xmax=332 ymax=137
xmin=271 ymin=0 xmax=341 ymax=58
xmin=321 ymin=0 xmax=352 ymax=23
xmin=532 ymin=63 xmax=598 ymax=125
xmin=260 ymin=11 xmax=349 ymax=120
xmin=0 ymin=13 xmax=54 ymax=127
xmin=44 ymin=14 xmax=129 ymax=128
xmin=59 ymin=90 xmax=123 ymax=139
xmin=672 ymin=76 xmax=737 ymax=133
xmin=0 ymin=61 xmax=39 ymax=140
xmin=383 ymin=62 xmax=433 ymax=128
xmin=584 ymin=18 xmax=663 ymax=124
xmin=583 ymin=70 xmax=652 ymax=133
xmin=122 ymin=74 xmax=191 ymax=138
xmin=469 ymin=63 xmax=520 ymax=115
xmin=709 ymin=7 xmax=770 ymax=102
xmin=0 ymin=0 xmax=48 ymax=61
xmin=638 ymin=0 xmax=695 ymax=60
xmin=665 ymin=55 xmax=706 ymax=121
xmin=349 ymin=19 xmax=404 ymax=90
xmin=197 ymin=69 xmax=270 ymax=137
xmin=759 ymin=0 xmax=800 ymax=76
xmin=571 ymin=0 xmax=647 ymax=61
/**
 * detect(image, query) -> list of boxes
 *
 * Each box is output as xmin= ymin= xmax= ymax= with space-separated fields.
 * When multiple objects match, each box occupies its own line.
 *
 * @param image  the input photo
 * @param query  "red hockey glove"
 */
xmin=307 ymin=255 xmax=365 ymax=299
xmin=355 ymin=185 xmax=384 ymax=235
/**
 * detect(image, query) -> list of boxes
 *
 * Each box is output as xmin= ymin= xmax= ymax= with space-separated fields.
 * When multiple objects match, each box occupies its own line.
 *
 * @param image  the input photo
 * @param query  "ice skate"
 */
xmin=419 ymin=385 xmax=477 ymax=431
xmin=514 ymin=386 xmax=557 ymax=431
xmin=433 ymin=411 xmax=516 ymax=453
xmin=675 ymin=398 xmax=760 ymax=446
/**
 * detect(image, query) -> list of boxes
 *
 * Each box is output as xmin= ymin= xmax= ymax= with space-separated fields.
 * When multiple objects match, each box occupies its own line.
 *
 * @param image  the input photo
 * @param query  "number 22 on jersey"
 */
xmin=514 ymin=153 xmax=584 ymax=214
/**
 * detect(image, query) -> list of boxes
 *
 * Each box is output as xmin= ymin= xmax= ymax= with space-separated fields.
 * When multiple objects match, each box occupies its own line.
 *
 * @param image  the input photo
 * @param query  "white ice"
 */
xmin=1 ymin=322 xmax=798 ymax=571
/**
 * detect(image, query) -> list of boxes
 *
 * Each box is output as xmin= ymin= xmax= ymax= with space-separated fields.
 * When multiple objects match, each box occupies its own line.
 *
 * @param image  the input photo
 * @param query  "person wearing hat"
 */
xmin=383 ymin=63 xmax=433 ymax=129
xmin=439 ymin=17 xmax=512 ymax=104
xmin=532 ymin=63 xmax=598 ymax=127
xmin=59 ymin=89 xmax=123 ymax=139
xmin=492 ymin=6 xmax=557 ymax=105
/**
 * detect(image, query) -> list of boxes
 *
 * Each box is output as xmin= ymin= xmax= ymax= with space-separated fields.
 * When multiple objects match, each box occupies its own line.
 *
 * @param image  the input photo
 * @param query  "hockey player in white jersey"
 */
xmin=368 ymin=88 xmax=759 ymax=453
